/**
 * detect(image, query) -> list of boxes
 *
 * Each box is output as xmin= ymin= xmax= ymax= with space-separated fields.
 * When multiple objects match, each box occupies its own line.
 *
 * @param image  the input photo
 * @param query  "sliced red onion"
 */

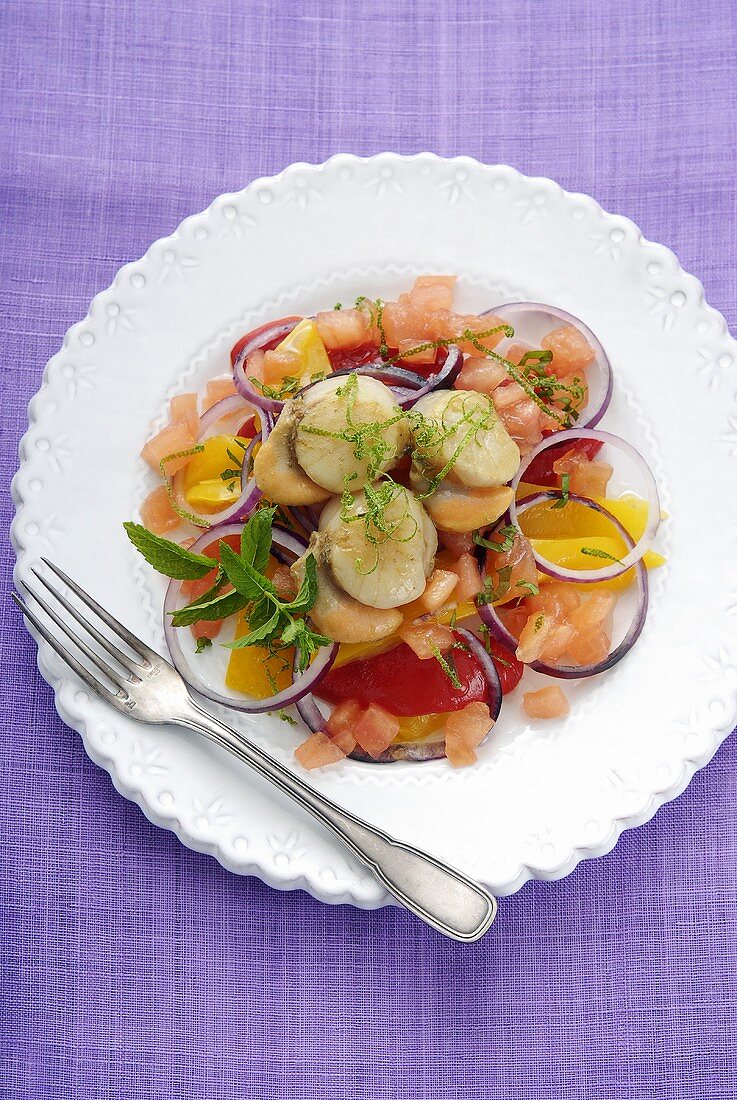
xmin=392 ymin=345 xmax=464 ymax=409
xmin=478 ymin=491 xmax=649 ymax=679
xmin=267 ymin=525 xmax=309 ymax=565
xmin=163 ymin=524 xmax=337 ymax=713
xmin=484 ymin=302 xmax=613 ymax=429
xmin=232 ymin=319 xmax=301 ymax=414
xmin=288 ymin=506 xmax=319 ymax=535
xmin=197 ymin=393 xmax=254 ymax=439
xmin=297 ymin=626 xmax=502 ymax=765
xmin=511 ymin=428 xmax=660 ymax=582
xmin=168 ymin=402 xmax=271 ymax=530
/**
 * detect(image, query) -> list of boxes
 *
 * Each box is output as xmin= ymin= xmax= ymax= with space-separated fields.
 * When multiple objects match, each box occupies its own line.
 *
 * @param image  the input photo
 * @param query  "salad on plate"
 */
xmin=126 ymin=276 xmax=663 ymax=769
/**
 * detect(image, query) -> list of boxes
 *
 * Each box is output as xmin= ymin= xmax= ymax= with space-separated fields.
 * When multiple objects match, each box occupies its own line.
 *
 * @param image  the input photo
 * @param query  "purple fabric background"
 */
xmin=2 ymin=1 xmax=736 ymax=1097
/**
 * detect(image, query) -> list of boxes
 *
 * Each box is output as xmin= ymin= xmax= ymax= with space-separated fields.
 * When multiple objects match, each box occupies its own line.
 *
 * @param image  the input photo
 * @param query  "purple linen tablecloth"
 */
xmin=2 ymin=2 xmax=736 ymax=1097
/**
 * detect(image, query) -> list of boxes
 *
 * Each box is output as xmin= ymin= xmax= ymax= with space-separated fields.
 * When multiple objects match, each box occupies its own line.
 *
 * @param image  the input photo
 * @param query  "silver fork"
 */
xmin=14 ymin=559 xmax=497 ymax=942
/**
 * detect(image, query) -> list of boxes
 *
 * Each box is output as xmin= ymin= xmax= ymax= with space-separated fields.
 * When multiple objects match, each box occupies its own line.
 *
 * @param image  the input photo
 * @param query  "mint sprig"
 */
xmin=123 ymin=522 xmax=217 ymax=580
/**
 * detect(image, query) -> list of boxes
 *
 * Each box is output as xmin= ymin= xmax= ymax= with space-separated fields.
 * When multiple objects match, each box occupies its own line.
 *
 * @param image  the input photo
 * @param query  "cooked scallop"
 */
xmin=252 ymin=405 xmax=332 ymax=506
xmin=293 ymin=375 xmax=409 ymax=494
xmin=292 ymin=547 xmax=403 ymax=644
xmin=410 ymin=389 xmax=520 ymax=489
xmin=313 ymin=488 xmax=437 ymax=609
xmin=415 ymin=480 xmax=514 ymax=534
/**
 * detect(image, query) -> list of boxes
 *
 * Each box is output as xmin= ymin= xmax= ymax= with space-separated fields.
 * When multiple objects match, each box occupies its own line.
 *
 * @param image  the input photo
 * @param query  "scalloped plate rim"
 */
xmin=10 ymin=151 xmax=737 ymax=908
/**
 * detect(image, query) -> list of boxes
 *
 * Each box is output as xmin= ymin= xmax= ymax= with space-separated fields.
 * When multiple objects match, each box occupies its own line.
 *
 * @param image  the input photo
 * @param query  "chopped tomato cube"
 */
xmin=419 ymin=568 xmax=459 ymax=612
xmin=326 ymin=698 xmax=362 ymax=754
xmin=315 ymin=308 xmax=371 ymax=350
xmin=294 ymin=731 xmax=347 ymax=770
xmin=523 ymin=685 xmax=569 ymax=719
xmin=353 ymin=703 xmax=400 ymax=759
xmin=450 ymin=553 xmax=484 ymax=603
xmin=398 ymin=621 xmax=455 ymax=660
xmin=540 ymin=325 xmax=594 ymax=375
xmin=437 ymin=529 xmax=474 ymax=557
xmin=454 ymin=357 xmax=508 ymax=394
xmin=140 ymin=486 xmax=179 ymax=535
xmin=141 ymin=422 xmax=198 ymax=476
xmin=553 ymin=448 xmax=613 ymax=497
xmin=445 ymin=701 xmax=493 ymax=767
xmin=169 ymin=393 xmax=200 ymax=437
xmin=202 ymin=376 xmax=237 ymax=411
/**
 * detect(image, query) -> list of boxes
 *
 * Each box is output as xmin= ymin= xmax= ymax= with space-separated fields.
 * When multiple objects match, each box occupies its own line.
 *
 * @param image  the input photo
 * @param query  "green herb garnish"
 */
xmin=194 ymin=637 xmax=212 ymax=654
xmin=516 ymin=579 xmax=540 ymax=596
xmin=430 ymin=643 xmax=462 ymax=689
xmin=473 ymin=523 xmax=517 ymax=554
xmin=550 ymin=472 xmax=571 ymax=510
xmin=477 ymin=564 xmax=514 ymax=605
xmin=580 ymin=546 xmax=622 ymax=563
xmin=123 ymin=522 xmax=217 ymax=580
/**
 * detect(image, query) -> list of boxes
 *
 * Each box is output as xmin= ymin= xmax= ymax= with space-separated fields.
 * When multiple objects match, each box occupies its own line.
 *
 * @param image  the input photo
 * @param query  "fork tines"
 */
xmin=14 ymin=559 xmax=154 ymax=704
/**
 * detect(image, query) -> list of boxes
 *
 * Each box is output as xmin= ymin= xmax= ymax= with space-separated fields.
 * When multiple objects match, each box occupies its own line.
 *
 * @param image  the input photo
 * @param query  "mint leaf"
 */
xmin=195 ymin=637 xmax=213 ymax=654
xmin=171 ymin=589 xmax=248 ymax=628
xmin=219 ymin=543 xmax=276 ymax=600
xmin=225 ymin=607 xmax=282 ymax=649
xmin=124 ymin=522 xmax=217 ymax=580
xmin=241 ymin=506 xmax=275 ymax=572
xmin=283 ymin=553 xmax=318 ymax=615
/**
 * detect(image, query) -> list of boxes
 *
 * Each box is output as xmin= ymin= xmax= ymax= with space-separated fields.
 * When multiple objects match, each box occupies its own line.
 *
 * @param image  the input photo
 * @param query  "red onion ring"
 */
xmin=169 ymin=397 xmax=272 ymax=530
xmin=511 ymin=428 xmax=660 ymax=582
xmin=484 ymin=302 xmax=613 ymax=429
xmin=478 ymin=491 xmax=649 ymax=678
xmin=163 ymin=524 xmax=337 ymax=713
xmin=232 ymin=319 xmax=301 ymax=414
xmin=197 ymin=393 xmax=254 ymax=439
xmin=296 ymin=626 xmax=502 ymax=765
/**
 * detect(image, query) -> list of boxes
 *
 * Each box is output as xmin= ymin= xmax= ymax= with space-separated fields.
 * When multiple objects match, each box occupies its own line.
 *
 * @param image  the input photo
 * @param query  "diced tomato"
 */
xmin=553 ymin=448 xmax=613 ymax=497
xmin=326 ymin=699 xmax=362 ymax=754
xmin=397 ymin=338 xmax=436 ymax=364
xmin=353 ymin=703 xmax=400 ymax=759
xmin=483 ymin=525 xmax=538 ymax=603
xmin=516 ymin=612 xmax=573 ymax=664
xmin=169 ymin=393 xmax=200 ymax=437
xmin=262 ymin=348 xmax=301 ymax=386
xmin=445 ymin=701 xmax=493 ymax=767
xmin=419 ymin=569 xmax=459 ymax=612
xmin=523 ymin=437 xmax=604 ymax=486
xmin=449 ymin=553 xmax=483 ymax=603
xmin=398 ymin=621 xmax=455 ymax=660
xmin=523 ymin=685 xmax=569 ymax=719
xmin=315 ymin=309 xmax=371 ymax=350
xmin=140 ymin=486 xmax=179 ymax=535
xmin=229 ymin=317 xmax=302 ymax=366
xmin=202 ymin=376 xmax=237 ymax=410
xmin=141 ymin=422 xmax=198 ymax=476
xmin=437 ymin=529 xmax=474 ymax=557
xmin=540 ymin=325 xmax=594 ymax=376
xmin=526 ymin=582 xmax=582 ymax=619
xmin=294 ymin=731 xmax=347 ymax=770
xmin=454 ymin=356 xmax=508 ymax=394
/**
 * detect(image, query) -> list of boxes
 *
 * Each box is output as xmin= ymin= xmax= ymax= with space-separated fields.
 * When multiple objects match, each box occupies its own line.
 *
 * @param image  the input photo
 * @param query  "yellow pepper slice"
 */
xmin=183 ymin=434 xmax=249 ymax=514
xmin=272 ymin=318 xmax=332 ymax=383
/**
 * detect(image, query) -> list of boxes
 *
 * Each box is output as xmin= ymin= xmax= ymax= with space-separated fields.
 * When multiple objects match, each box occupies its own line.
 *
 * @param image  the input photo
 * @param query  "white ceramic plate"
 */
xmin=12 ymin=154 xmax=737 ymax=907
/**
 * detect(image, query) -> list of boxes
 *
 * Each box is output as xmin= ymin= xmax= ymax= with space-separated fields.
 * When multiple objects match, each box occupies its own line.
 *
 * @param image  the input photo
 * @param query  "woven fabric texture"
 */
xmin=2 ymin=1 xmax=736 ymax=1097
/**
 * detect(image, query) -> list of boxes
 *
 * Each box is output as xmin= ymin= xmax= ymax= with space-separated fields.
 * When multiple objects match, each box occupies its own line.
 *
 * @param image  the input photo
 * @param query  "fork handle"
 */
xmin=181 ymin=702 xmax=496 ymax=942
